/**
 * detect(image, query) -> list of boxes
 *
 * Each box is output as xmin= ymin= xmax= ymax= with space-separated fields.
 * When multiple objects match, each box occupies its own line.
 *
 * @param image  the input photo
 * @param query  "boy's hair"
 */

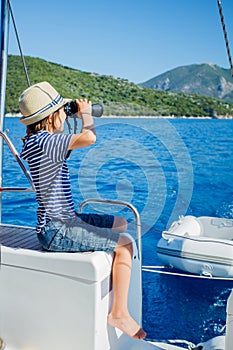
xmin=22 ymin=117 xmax=48 ymax=142
xmin=22 ymin=111 xmax=58 ymax=142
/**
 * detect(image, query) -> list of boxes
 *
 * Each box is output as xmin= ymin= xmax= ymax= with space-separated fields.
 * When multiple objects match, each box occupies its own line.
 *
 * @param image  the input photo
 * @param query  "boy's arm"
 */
xmin=68 ymin=99 xmax=96 ymax=150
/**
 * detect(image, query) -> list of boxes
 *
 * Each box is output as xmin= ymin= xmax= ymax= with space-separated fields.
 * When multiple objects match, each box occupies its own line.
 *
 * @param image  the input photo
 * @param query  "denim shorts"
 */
xmin=37 ymin=212 xmax=120 ymax=253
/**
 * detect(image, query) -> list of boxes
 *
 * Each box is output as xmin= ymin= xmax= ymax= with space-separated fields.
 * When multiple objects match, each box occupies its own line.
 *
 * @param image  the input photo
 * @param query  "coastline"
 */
xmin=6 ymin=113 xmax=233 ymax=119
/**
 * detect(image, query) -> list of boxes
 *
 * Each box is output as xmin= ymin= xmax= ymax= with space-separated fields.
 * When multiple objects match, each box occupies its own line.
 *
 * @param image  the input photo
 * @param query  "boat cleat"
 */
xmin=200 ymin=263 xmax=213 ymax=277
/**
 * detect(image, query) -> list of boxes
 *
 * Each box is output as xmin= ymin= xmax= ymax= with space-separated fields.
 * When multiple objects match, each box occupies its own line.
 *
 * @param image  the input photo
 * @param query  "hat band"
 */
xmin=26 ymin=94 xmax=63 ymax=118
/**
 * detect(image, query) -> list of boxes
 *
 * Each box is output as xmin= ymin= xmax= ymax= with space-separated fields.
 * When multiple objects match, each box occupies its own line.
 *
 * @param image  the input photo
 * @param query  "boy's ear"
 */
xmin=47 ymin=114 xmax=54 ymax=124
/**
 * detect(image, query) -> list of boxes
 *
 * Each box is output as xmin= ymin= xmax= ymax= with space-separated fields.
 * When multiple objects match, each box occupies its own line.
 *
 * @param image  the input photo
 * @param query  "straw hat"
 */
xmin=19 ymin=81 xmax=71 ymax=125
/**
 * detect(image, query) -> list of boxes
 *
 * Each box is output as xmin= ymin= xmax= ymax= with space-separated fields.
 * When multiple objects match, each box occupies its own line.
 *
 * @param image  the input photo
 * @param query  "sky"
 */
xmin=7 ymin=0 xmax=233 ymax=84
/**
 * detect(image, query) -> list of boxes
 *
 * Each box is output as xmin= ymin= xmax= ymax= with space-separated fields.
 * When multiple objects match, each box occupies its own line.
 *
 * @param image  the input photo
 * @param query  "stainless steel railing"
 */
xmin=0 ymin=131 xmax=35 ymax=192
xmin=79 ymin=198 xmax=142 ymax=262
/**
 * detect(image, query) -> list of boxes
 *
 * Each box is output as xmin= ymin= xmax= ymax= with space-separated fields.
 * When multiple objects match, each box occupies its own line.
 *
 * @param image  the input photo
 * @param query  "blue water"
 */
xmin=2 ymin=117 xmax=233 ymax=345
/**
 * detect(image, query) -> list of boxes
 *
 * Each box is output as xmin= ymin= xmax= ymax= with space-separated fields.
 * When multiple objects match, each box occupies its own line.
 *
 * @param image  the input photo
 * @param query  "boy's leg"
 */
xmin=108 ymin=235 xmax=146 ymax=340
xmin=112 ymin=216 xmax=128 ymax=233
xmin=76 ymin=212 xmax=127 ymax=233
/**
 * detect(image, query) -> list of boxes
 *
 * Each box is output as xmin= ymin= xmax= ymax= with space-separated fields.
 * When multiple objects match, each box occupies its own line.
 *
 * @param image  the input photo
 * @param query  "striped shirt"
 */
xmin=20 ymin=131 xmax=75 ymax=232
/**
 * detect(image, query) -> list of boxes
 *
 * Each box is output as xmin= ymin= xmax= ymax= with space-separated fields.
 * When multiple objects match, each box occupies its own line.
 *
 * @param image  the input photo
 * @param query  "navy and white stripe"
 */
xmin=26 ymin=94 xmax=63 ymax=118
xmin=20 ymin=131 xmax=74 ymax=232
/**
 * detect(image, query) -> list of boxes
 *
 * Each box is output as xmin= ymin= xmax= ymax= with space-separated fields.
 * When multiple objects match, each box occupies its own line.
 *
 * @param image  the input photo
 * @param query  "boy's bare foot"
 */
xmin=107 ymin=313 xmax=146 ymax=340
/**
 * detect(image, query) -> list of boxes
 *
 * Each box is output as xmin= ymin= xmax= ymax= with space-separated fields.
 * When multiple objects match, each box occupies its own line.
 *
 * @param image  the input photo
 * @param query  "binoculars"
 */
xmin=64 ymin=101 xmax=103 ymax=118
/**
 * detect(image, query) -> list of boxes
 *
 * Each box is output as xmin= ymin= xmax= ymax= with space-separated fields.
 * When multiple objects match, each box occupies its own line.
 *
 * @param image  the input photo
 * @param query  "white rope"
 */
xmin=162 ymin=231 xmax=233 ymax=247
xmin=149 ymin=338 xmax=196 ymax=349
xmin=142 ymin=265 xmax=233 ymax=281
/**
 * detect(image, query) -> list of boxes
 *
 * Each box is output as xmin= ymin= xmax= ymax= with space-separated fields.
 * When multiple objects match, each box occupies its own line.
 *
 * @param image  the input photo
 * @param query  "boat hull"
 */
xmin=0 ymin=229 xmax=141 ymax=350
xmin=157 ymin=216 xmax=233 ymax=277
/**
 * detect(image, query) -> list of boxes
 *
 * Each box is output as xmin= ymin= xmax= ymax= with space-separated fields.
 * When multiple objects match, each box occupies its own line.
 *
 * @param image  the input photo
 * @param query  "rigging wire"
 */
xmin=8 ymin=0 xmax=30 ymax=86
xmin=217 ymin=0 xmax=233 ymax=77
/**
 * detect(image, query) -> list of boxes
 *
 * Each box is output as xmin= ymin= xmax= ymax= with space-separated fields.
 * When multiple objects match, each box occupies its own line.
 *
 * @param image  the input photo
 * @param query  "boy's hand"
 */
xmin=76 ymin=98 xmax=92 ymax=118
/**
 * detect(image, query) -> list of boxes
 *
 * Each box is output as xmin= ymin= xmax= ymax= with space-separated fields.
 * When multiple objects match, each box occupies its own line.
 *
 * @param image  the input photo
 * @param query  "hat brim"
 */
xmin=20 ymin=97 xmax=72 ymax=126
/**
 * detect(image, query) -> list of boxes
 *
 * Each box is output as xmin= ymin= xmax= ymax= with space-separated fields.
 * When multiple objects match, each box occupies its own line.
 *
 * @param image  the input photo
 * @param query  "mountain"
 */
xmin=140 ymin=63 xmax=233 ymax=104
xmin=6 ymin=56 xmax=233 ymax=117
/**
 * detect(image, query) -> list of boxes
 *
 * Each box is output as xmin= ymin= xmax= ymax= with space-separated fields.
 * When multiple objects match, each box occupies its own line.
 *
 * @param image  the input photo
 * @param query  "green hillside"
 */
xmin=6 ymin=55 xmax=233 ymax=117
xmin=140 ymin=63 xmax=233 ymax=105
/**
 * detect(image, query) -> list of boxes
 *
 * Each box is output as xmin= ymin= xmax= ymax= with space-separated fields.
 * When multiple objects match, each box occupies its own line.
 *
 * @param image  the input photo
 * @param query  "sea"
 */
xmin=2 ymin=116 xmax=233 ymax=346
